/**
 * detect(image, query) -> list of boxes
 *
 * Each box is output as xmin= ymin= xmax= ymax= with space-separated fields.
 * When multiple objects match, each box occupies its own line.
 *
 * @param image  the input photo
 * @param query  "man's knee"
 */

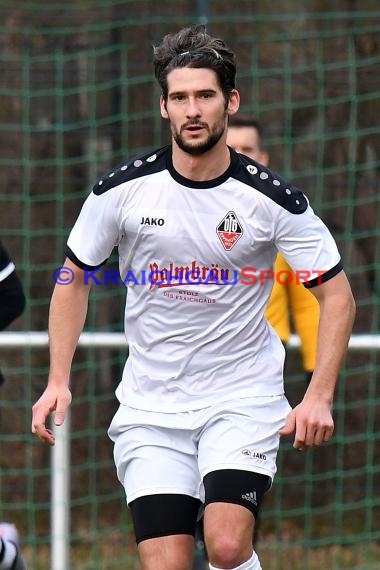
xmin=207 ymin=532 xmax=248 ymax=568
xmin=204 ymin=503 xmax=254 ymax=568
xmin=138 ymin=534 xmax=194 ymax=570
xmin=203 ymin=470 xmax=270 ymax=567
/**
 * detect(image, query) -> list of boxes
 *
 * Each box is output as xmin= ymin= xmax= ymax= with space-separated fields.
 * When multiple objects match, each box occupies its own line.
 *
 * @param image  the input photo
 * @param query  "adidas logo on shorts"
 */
xmin=241 ymin=491 xmax=258 ymax=506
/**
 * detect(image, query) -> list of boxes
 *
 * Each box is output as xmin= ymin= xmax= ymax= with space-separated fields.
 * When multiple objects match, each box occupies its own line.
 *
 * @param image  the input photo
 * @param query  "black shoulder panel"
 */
xmin=93 ymin=145 xmax=170 ymax=195
xmin=229 ymin=149 xmax=308 ymax=214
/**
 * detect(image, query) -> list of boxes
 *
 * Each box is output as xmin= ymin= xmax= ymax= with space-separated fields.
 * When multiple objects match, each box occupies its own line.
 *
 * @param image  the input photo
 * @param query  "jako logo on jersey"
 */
xmin=216 ymin=211 xmax=243 ymax=251
xmin=241 ymin=491 xmax=258 ymax=506
xmin=241 ymin=449 xmax=267 ymax=460
xmin=141 ymin=217 xmax=165 ymax=226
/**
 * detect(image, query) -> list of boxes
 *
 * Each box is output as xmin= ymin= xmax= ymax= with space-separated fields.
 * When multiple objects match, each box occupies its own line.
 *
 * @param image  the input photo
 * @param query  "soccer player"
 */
xmin=0 ymin=524 xmax=27 ymax=570
xmin=0 ymin=241 xmax=25 ymax=330
xmin=0 ymin=245 xmax=27 ymax=569
xmin=0 ymin=241 xmax=25 ymax=385
xmin=32 ymin=25 xmax=355 ymax=570
xmin=227 ymin=115 xmax=320 ymax=382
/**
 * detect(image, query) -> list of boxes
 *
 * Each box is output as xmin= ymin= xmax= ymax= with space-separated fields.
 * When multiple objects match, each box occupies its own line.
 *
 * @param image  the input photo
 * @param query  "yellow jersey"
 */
xmin=265 ymin=254 xmax=320 ymax=372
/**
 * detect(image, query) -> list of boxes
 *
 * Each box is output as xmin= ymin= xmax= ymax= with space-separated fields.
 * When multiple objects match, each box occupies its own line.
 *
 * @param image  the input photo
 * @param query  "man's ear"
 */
xmin=160 ymin=95 xmax=169 ymax=119
xmin=227 ymin=89 xmax=240 ymax=117
xmin=260 ymin=151 xmax=270 ymax=167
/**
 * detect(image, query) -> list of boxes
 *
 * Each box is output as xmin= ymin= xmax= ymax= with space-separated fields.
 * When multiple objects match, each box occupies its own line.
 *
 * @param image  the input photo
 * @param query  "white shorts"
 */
xmin=108 ymin=396 xmax=291 ymax=504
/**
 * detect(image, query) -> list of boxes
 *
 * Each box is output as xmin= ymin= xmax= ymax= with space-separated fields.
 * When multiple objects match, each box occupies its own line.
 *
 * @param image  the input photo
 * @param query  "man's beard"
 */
xmin=172 ymin=117 xmax=226 ymax=156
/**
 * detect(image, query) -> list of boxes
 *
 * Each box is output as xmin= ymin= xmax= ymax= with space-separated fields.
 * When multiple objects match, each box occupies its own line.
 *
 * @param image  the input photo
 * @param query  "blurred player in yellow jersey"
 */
xmin=227 ymin=115 xmax=319 ymax=381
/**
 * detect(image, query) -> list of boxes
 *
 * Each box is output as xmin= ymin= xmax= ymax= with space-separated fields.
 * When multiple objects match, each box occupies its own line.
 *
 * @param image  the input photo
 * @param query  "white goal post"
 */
xmin=1 ymin=331 xmax=380 ymax=349
xmin=1 ymin=331 xmax=379 ymax=570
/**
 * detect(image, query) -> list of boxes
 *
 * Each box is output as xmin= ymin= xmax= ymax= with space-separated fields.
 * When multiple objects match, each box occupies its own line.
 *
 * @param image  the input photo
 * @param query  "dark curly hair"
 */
xmin=153 ymin=25 xmax=236 ymax=101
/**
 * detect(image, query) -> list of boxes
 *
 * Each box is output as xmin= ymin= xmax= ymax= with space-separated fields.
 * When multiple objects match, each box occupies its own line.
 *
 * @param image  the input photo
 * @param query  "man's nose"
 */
xmin=186 ymin=97 xmax=201 ymax=118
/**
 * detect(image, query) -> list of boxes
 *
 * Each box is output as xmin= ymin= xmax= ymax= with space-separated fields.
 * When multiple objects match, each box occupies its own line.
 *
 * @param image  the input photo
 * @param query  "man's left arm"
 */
xmin=279 ymin=270 xmax=356 ymax=448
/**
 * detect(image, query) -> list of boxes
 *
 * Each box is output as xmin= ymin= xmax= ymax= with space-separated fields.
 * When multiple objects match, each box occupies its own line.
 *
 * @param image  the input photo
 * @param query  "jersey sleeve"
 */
xmin=66 ymin=189 xmax=121 ymax=269
xmin=273 ymin=201 xmax=342 ymax=288
xmin=0 ymin=242 xmax=26 ymax=330
xmin=0 ymin=242 xmax=15 ymax=281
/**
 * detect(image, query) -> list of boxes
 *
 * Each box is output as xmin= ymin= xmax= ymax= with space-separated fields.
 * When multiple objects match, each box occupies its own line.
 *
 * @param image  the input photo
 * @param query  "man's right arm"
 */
xmin=31 ymin=258 xmax=91 ymax=446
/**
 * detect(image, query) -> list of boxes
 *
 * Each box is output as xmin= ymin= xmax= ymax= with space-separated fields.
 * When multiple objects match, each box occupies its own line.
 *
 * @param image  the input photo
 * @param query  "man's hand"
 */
xmin=32 ymin=385 xmax=72 ymax=446
xmin=279 ymin=396 xmax=334 ymax=449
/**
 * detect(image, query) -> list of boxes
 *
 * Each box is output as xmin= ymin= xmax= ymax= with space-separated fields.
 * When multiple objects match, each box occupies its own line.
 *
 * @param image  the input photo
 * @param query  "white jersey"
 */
xmin=66 ymin=146 xmax=342 ymax=412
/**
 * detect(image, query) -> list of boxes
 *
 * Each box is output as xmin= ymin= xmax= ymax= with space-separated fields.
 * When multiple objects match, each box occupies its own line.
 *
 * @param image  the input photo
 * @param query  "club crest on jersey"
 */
xmin=216 ymin=211 xmax=243 ymax=251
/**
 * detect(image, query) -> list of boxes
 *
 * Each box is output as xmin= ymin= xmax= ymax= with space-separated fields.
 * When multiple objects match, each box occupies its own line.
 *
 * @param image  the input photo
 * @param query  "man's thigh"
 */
xmin=113 ymin=424 xmax=203 ymax=550
xmin=112 ymin=424 xmax=202 ymax=504
xmin=130 ymin=493 xmax=201 ymax=544
xmin=198 ymin=395 xmax=291 ymax=484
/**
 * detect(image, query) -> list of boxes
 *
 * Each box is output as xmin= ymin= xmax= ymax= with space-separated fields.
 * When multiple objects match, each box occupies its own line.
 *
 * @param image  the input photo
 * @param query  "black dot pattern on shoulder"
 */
xmin=92 ymin=147 xmax=169 ymax=195
xmin=233 ymin=152 xmax=308 ymax=215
